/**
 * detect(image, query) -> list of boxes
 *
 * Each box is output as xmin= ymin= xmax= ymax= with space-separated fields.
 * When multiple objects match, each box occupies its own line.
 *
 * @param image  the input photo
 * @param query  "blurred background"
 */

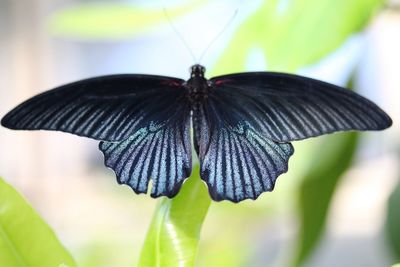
xmin=0 ymin=0 xmax=399 ymax=266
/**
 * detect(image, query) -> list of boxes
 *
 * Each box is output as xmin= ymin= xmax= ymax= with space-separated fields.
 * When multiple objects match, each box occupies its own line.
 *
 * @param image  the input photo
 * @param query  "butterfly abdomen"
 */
xmin=185 ymin=78 xmax=209 ymax=157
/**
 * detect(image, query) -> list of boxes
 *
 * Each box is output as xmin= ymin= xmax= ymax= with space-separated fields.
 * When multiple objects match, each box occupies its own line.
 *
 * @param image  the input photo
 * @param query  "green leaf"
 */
xmin=386 ymin=177 xmax=400 ymax=261
xmin=290 ymin=132 xmax=359 ymax=267
xmin=0 ymin=177 xmax=77 ymax=267
xmin=48 ymin=1 xmax=203 ymax=40
xmin=137 ymin=165 xmax=211 ymax=267
xmin=213 ymin=0 xmax=383 ymax=74
xmin=392 ymin=264 xmax=400 ymax=267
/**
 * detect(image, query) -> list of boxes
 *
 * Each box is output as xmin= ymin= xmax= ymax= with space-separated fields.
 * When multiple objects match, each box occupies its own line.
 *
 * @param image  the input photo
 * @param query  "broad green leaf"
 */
xmin=392 ymin=264 xmax=400 ymax=267
xmin=137 ymin=165 xmax=211 ymax=267
xmin=386 ymin=178 xmax=400 ymax=261
xmin=213 ymin=0 xmax=383 ymax=74
xmin=290 ymin=132 xmax=359 ymax=267
xmin=48 ymin=1 xmax=203 ymax=40
xmin=0 ymin=177 xmax=77 ymax=267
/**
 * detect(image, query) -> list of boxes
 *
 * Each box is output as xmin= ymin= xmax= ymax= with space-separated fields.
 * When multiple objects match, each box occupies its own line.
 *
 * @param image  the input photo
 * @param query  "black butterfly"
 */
xmin=1 ymin=64 xmax=392 ymax=202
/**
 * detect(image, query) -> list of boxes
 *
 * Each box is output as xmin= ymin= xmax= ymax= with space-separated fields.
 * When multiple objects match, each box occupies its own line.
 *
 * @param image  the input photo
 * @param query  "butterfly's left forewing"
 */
xmin=193 ymin=99 xmax=294 ymax=203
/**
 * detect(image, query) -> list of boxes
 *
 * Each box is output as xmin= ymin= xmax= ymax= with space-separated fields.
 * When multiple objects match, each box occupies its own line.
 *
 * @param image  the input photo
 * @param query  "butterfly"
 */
xmin=1 ymin=64 xmax=392 ymax=202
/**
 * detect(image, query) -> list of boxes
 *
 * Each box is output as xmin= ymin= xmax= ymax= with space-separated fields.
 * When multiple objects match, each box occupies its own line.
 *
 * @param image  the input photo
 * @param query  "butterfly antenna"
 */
xmin=163 ymin=7 xmax=198 ymax=63
xmin=198 ymin=9 xmax=238 ymax=64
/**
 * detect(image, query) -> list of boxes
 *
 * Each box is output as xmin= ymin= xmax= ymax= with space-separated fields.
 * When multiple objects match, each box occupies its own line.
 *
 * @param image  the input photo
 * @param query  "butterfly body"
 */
xmin=1 ymin=64 xmax=392 ymax=202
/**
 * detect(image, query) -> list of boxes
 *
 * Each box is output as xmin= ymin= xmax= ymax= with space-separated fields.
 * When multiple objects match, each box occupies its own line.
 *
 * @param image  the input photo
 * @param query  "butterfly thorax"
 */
xmin=186 ymin=64 xmax=209 ymax=104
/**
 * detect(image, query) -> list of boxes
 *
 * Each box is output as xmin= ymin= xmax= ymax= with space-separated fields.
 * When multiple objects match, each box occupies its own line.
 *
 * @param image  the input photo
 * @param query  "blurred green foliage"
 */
xmin=291 ymin=132 xmax=359 ymax=267
xmin=213 ymin=0 xmax=383 ymax=74
xmin=48 ymin=1 xmax=202 ymax=40
xmin=137 ymin=165 xmax=210 ymax=267
xmin=0 ymin=177 xmax=76 ymax=267
xmin=386 ymin=178 xmax=400 ymax=261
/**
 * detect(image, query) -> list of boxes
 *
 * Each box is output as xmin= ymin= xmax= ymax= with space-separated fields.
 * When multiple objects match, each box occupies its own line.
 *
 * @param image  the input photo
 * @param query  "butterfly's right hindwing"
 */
xmin=1 ymin=74 xmax=186 ymax=142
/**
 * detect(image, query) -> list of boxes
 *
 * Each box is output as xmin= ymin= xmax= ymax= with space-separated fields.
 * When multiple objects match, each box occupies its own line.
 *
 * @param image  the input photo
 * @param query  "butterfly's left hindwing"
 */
xmin=193 ymin=102 xmax=294 ymax=202
xmin=99 ymin=101 xmax=192 ymax=198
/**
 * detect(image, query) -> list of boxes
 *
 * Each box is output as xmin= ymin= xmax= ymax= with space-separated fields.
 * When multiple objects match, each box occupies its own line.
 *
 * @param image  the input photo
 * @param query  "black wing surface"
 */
xmin=99 ymin=99 xmax=192 ymax=198
xmin=1 ymin=74 xmax=186 ymax=142
xmin=208 ymin=72 xmax=392 ymax=142
xmin=193 ymin=103 xmax=294 ymax=203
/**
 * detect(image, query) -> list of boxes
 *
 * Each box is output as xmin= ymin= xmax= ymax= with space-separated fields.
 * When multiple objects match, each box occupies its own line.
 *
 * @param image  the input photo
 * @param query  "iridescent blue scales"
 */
xmin=197 ymin=124 xmax=294 ymax=201
xmin=100 ymin=120 xmax=192 ymax=198
xmin=1 ymin=64 xmax=392 ymax=202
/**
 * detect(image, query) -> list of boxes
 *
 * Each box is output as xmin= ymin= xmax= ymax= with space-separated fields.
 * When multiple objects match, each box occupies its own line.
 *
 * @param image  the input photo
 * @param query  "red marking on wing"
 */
xmin=161 ymin=80 xmax=182 ymax=88
xmin=214 ymin=79 xmax=230 ymax=86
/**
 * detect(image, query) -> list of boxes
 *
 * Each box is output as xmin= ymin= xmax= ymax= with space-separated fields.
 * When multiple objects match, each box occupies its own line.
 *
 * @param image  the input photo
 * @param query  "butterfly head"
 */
xmin=190 ymin=64 xmax=206 ymax=78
